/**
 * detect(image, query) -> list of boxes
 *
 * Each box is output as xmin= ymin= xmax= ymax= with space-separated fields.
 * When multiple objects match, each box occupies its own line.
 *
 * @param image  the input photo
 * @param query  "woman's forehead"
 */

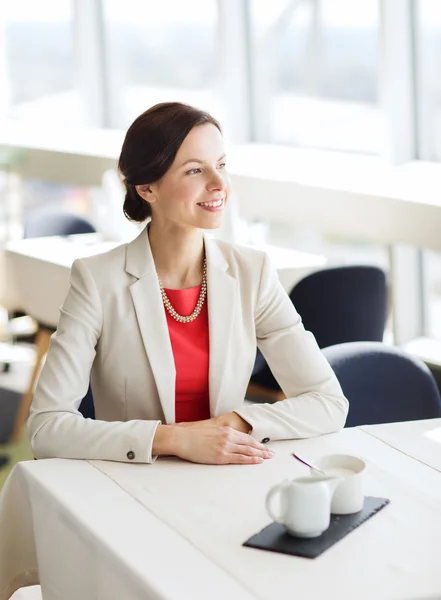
xmin=175 ymin=124 xmax=224 ymax=164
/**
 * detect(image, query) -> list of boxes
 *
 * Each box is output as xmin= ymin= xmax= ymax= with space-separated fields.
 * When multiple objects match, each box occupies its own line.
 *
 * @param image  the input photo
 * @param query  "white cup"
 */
xmin=312 ymin=454 xmax=366 ymax=515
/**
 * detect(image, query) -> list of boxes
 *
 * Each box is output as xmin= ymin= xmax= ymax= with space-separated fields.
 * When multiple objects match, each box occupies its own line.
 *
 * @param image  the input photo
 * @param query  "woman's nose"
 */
xmin=207 ymin=170 xmax=227 ymax=191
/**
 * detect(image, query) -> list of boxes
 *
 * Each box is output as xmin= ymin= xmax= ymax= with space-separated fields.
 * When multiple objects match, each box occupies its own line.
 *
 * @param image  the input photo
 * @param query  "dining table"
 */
xmin=1 ymin=418 xmax=441 ymax=600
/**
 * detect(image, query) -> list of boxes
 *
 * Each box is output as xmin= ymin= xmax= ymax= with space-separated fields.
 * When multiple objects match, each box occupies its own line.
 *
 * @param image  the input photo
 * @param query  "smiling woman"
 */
xmin=27 ymin=101 xmax=348 ymax=467
xmin=119 ymin=103 xmax=227 ymax=225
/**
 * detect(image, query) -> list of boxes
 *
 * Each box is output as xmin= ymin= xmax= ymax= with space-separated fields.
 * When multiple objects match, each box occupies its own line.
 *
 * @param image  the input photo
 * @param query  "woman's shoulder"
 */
xmin=78 ymin=241 xmax=128 ymax=272
xmin=71 ymin=242 xmax=130 ymax=292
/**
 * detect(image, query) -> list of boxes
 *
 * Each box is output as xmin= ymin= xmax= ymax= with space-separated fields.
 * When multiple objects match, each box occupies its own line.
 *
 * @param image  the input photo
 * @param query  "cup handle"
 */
xmin=265 ymin=481 xmax=290 ymax=524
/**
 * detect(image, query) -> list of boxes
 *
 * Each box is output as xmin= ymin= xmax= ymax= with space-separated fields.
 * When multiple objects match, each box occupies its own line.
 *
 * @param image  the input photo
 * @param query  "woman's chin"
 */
xmin=202 ymin=222 xmax=223 ymax=230
xmin=196 ymin=214 xmax=224 ymax=230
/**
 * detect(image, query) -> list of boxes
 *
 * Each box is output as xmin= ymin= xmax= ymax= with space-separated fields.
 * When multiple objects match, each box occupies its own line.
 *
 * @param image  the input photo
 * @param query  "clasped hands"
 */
xmin=159 ymin=412 xmax=275 ymax=465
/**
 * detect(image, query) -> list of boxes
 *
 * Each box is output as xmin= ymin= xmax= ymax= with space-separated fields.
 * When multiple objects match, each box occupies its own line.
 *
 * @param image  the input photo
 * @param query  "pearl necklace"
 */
xmin=158 ymin=259 xmax=207 ymax=323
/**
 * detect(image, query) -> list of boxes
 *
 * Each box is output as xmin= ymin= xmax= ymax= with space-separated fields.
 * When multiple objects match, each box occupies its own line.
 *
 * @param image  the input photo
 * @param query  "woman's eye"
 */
xmin=186 ymin=168 xmax=202 ymax=175
xmin=218 ymin=163 xmax=226 ymax=170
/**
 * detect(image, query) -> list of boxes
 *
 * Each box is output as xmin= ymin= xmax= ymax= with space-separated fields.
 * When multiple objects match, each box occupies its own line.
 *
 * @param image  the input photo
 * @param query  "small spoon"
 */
xmin=292 ymin=452 xmax=327 ymax=476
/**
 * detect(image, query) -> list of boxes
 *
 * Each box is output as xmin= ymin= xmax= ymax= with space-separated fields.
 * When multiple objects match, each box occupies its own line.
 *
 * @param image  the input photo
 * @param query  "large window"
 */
xmin=103 ymin=0 xmax=220 ymax=128
xmin=249 ymin=0 xmax=382 ymax=153
xmin=2 ymin=0 xmax=441 ymax=351
xmin=0 ymin=0 xmax=83 ymax=125
xmin=417 ymin=2 xmax=441 ymax=342
xmin=416 ymin=1 xmax=441 ymax=161
xmin=424 ymin=251 xmax=441 ymax=341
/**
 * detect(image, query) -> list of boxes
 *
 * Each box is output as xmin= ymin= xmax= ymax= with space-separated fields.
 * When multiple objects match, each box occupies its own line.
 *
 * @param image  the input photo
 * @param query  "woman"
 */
xmin=28 ymin=102 xmax=348 ymax=465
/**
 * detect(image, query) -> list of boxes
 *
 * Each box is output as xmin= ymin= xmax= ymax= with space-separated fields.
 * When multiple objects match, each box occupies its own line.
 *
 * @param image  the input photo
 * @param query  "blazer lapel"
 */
xmin=126 ymin=227 xmax=176 ymax=424
xmin=204 ymin=234 xmax=238 ymax=416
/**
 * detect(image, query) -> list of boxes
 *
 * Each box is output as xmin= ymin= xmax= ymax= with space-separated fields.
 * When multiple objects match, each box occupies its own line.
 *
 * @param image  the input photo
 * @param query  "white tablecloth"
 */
xmin=2 ymin=421 xmax=441 ymax=600
xmin=0 ymin=460 xmax=254 ymax=600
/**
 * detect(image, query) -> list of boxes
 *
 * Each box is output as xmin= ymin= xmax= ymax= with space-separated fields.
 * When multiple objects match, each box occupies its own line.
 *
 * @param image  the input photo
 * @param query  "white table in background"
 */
xmin=1 ymin=419 xmax=441 ymax=600
xmin=1 ymin=234 xmax=326 ymax=328
xmin=361 ymin=418 xmax=441 ymax=472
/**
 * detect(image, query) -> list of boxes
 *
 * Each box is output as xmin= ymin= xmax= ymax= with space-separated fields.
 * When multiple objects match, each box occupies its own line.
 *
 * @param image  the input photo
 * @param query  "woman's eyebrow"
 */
xmin=180 ymin=154 xmax=226 ymax=168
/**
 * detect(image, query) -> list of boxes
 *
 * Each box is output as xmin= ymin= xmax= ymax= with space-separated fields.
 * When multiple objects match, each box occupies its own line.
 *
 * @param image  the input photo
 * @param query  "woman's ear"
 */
xmin=135 ymin=184 xmax=155 ymax=203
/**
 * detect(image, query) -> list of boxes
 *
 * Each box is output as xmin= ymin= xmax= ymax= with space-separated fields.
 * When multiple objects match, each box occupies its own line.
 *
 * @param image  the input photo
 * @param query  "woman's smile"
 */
xmin=197 ymin=198 xmax=224 ymax=212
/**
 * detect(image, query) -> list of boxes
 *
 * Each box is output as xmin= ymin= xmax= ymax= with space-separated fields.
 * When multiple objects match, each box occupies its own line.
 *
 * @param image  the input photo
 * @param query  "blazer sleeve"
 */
xmin=234 ymin=252 xmax=349 ymax=442
xmin=27 ymin=258 xmax=161 ymax=463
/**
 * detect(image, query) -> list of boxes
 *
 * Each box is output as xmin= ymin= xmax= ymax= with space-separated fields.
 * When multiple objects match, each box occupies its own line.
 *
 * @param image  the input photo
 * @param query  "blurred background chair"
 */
xmin=23 ymin=209 xmax=96 ymax=239
xmin=10 ymin=210 xmax=96 ymax=442
xmin=323 ymin=341 xmax=441 ymax=427
xmin=248 ymin=265 xmax=388 ymax=401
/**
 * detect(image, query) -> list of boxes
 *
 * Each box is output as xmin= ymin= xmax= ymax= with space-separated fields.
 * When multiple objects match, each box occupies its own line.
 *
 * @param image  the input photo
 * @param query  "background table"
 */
xmin=1 ymin=420 xmax=441 ymax=600
xmin=361 ymin=418 xmax=441 ymax=472
xmin=1 ymin=234 xmax=326 ymax=328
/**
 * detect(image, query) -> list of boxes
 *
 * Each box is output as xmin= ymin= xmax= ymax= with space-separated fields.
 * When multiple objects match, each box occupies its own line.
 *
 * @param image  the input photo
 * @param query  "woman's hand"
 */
xmin=173 ymin=425 xmax=275 ymax=465
xmin=175 ymin=412 xmax=251 ymax=433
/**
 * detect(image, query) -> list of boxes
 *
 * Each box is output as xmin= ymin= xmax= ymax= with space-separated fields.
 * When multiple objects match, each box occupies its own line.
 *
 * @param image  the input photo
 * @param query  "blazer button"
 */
xmin=261 ymin=437 xmax=270 ymax=443
xmin=127 ymin=450 xmax=135 ymax=460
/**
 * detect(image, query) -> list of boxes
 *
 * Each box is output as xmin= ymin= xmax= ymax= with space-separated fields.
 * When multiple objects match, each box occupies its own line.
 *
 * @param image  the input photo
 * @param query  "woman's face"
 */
xmin=138 ymin=123 xmax=230 ymax=230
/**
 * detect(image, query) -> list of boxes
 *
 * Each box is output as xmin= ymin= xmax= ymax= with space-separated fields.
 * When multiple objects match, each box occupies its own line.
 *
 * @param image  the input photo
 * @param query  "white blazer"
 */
xmin=28 ymin=226 xmax=348 ymax=463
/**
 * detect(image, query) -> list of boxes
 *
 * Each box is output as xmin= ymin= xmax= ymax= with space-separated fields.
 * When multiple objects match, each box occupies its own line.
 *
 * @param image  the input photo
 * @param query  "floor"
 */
xmin=0 ymin=349 xmax=35 ymax=490
xmin=0 ymin=348 xmax=42 ymax=598
xmin=0 ymin=430 xmax=33 ymax=490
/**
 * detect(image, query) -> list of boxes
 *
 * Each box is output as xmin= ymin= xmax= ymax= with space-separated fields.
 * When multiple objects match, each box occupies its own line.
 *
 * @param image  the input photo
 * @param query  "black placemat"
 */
xmin=243 ymin=496 xmax=389 ymax=559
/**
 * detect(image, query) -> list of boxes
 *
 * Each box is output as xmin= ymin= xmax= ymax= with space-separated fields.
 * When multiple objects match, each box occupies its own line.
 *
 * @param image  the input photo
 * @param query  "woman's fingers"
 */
xmin=228 ymin=454 xmax=265 ymax=464
xmin=217 ymin=427 xmax=274 ymax=462
xmin=229 ymin=442 xmax=274 ymax=459
xmin=175 ymin=425 xmax=275 ymax=465
xmin=225 ymin=428 xmax=271 ymax=451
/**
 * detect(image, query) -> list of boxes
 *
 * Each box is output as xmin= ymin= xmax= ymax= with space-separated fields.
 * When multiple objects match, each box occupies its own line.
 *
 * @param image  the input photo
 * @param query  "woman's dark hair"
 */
xmin=118 ymin=102 xmax=222 ymax=222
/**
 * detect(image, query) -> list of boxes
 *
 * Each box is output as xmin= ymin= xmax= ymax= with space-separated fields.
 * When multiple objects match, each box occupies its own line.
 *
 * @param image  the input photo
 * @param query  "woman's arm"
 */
xmin=28 ymin=259 xmax=162 ymax=463
xmin=234 ymin=253 xmax=349 ymax=442
xmin=172 ymin=412 xmax=251 ymax=433
xmin=28 ymin=259 xmax=271 ymax=465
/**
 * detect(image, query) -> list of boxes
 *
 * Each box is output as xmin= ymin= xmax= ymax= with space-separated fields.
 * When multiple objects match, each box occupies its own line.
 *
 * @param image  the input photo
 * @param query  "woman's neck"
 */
xmin=148 ymin=221 xmax=205 ymax=289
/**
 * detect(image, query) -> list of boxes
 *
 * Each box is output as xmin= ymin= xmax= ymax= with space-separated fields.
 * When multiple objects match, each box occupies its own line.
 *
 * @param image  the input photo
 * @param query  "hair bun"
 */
xmin=123 ymin=184 xmax=152 ymax=222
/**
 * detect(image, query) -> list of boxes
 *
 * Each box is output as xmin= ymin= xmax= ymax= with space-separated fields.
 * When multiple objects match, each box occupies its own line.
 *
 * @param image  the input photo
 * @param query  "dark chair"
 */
xmin=79 ymin=385 xmax=95 ymax=419
xmin=11 ymin=210 xmax=97 ymax=442
xmin=248 ymin=265 xmax=388 ymax=400
xmin=323 ymin=341 xmax=441 ymax=427
xmin=24 ymin=209 xmax=96 ymax=238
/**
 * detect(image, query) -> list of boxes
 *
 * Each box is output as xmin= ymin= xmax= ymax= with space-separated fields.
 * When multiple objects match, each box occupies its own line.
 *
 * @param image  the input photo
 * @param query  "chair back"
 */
xmin=250 ymin=265 xmax=388 ymax=392
xmin=289 ymin=265 xmax=387 ymax=349
xmin=24 ymin=209 xmax=96 ymax=238
xmin=323 ymin=341 xmax=441 ymax=427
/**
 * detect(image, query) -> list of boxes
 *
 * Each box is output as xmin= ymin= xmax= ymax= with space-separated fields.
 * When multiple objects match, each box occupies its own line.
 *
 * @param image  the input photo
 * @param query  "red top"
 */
xmin=164 ymin=285 xmax=210 ymax=423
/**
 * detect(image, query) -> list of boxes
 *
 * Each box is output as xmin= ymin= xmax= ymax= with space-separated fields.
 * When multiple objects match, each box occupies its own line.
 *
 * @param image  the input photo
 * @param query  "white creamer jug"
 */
xmin=265 ymin=476 xmax=342 ymax=538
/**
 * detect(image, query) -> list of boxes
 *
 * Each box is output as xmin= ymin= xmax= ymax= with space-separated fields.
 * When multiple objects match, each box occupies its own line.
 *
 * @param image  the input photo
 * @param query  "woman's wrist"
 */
xmin=216 ymin=412 xmax=252 ymax=434
xmin=152 ymin=424 xmax=181 ymax=456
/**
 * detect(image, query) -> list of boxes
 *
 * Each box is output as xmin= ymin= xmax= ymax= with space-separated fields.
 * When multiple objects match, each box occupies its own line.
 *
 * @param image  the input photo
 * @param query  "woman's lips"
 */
xmin=197 ymin=199 xmax=224 ymax=212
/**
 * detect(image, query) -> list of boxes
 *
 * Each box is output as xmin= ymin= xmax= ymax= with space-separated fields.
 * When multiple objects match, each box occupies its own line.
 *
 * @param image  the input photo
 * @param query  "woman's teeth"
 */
xmin=198 ymin=199 xmax=223 ymax=208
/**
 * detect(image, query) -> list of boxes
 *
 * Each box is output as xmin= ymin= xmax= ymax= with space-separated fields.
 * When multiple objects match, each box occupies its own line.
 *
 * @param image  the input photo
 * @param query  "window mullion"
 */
xmin=380 ymin=0 xmax=423 ymax=345
xmin=73 ymin=0 xmax=110 ymax=128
